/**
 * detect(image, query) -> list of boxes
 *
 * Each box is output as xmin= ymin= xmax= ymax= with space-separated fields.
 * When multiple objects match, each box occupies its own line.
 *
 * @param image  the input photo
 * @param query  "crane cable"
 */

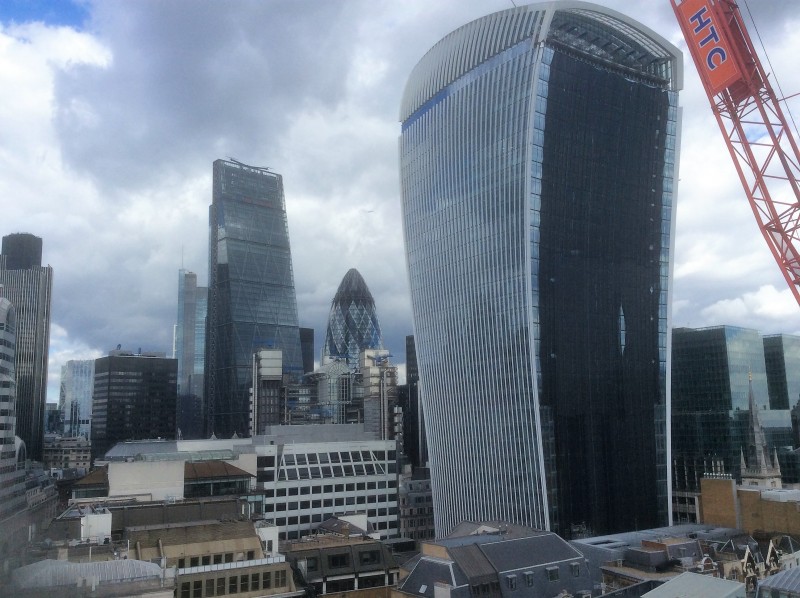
xmin=740 ymin=0 xmax=800 ymax=142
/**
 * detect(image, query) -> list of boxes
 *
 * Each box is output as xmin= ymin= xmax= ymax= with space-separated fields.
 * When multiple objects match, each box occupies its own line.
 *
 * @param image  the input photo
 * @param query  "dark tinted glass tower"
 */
xmin=764 ymin=334 xmax=800 ymax=411
xmin=400 ymin=3 xmax=681 ymax=536
xmin=205 ymin=159 xmax=302 ymax=437
xmin=91 ymin=350 xmax=177 ymax=460
xmin=322 ymin=269 xmax=383 ymax=366
xmin=0 ymin=233 xmax=53 ymax=461
xmin=672 ymin=326 xmax=793 ymax=493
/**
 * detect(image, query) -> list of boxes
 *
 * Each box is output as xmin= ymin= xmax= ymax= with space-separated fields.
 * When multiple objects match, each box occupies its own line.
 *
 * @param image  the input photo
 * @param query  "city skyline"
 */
xmin=0 ymin=1 xmax=799 ymax=404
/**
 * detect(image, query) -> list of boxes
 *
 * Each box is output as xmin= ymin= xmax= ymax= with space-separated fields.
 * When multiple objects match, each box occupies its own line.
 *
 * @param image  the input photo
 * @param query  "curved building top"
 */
xmin=322 ymin=268 xmax=383 ymax=364
xmin=400 ymin=1 xmax=682 ymax=122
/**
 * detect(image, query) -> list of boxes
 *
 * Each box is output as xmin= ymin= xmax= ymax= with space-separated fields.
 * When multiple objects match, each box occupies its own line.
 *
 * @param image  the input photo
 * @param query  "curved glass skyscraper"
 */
xmin=322 ymin=268 xmax=383 ymax=366
xmin=400 ymin=3 xmax=681 ymax=536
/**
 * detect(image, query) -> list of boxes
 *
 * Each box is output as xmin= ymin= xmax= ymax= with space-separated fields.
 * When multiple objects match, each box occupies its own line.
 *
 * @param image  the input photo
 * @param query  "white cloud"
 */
xmin=1 ymin=0 xmax=799 ymax=404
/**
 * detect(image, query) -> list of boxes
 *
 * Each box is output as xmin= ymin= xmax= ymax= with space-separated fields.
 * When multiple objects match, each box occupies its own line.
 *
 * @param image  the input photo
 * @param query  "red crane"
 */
xmin=671 ymin=0 xmax=800 ymax=307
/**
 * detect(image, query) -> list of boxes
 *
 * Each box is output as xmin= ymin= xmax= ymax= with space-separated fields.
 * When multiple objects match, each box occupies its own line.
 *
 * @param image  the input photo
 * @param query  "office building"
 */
xmin=97 ymin=424 xmax=400 ymax=541
xmin=399 ymin=335 xmax=426 ymax=468
xmin=42 ymin=434 xmax=91 ymax=471
xmin=0 ymin=295 xmax=26 ymax=523
xmin=206 ymin=159 xmax=302 ymax=438
xmin=400 ymin=3 xmax=680 ymax=535
xmin=299 ymin=327 xmax=315 ymax=375
xmin=176 ymin=269 xmax=207 ymax=439
xmin=321 ymin=269 xmax=383 ymax=367
xmin=672 ymin=327 xmax=793 ymax=493
xmin=764 ymin=334 xmax=800 ymax=411
xmin=59 ymin=359 xmax=95 ymax=438
xmin=251 ymin=349 xmax=285 ymax=433
xmin=91 ymin=349 xmax=178 ymax=459
xmin=0 ymin=233 xmax=53 ymax=460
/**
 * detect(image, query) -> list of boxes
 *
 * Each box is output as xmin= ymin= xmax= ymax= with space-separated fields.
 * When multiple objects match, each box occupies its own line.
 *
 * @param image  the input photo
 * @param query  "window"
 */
xmin=202 ymin=555 xmax=211 ymax=566
xmin=570 ymin=562 xmax=580 ymax=577
xmin=178 ymin=558 xmax=186 ymax=569
xmin=546 ymin=567 xmax=559 ymax=582
xmin=225 ymin=553 xmax=234 ymax=563
xmin=263 ymin=571 xmax=272 ymax=589
xmin=216 ymin=577 xmax=225 ymax=595
xmin=247 ymin=550 xmax=255 ymax=560
xmin=251 ymin=573 xmax=260 ymax=588
xmin=205 ymin=579 xmax=215 ymax=597
xmin=275 ymin=569 xmax=287 ymax=588
xmin=306 ymin=557 xmax=319 ymax=572
xmin=329 ymin=553 xmax=350 ymax=568
xmin=180 ymin=582 xmax=190 ymax=598
xmin=360 ymin=550 xmax=381 ymax=565
xmin=229 ymin=575 xmax=238 ymax=594
xmin=193 ymin=580 xmax=202 ymax=598
xmin=506 ymin=575 xmax=517 ymax=590
xmin=524 ymin=572 xmax=534 ymax=587
xmin=240 ymin=575 xmax=249 ymax=592
xmin=213 ymin=554 xmax=222 ymax=564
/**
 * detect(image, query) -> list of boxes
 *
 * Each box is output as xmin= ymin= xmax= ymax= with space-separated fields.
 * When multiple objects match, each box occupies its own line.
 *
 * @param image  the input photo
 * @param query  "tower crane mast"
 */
xmin=671 ymin=0 xmax=800 ymax=307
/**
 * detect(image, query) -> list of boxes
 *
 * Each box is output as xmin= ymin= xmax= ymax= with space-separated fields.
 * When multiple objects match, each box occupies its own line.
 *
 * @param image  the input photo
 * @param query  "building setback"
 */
xmin=205 ymin=159 xmax=302 ymax=438
xmin=91 ymin=350 xmax=177 ymax=460
xmin=400 ymin=3 xmax=681 ymax=536
xmin=0 ymin=233 xmax=53 ymax=461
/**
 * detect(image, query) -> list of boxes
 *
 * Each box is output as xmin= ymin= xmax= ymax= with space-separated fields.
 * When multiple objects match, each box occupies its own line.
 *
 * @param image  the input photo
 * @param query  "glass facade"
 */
xmin=91 ymin=352 xmax=178 ymax=460
xmin=764 ymin=334 xmax=800 ymax=411
xmin=205 ymin=159 xmax=302 ymax=438
xmin=59 ymin=359 xmax=95 ymax=439
xmin=671 ymin=326 xmax=793 ymax=492
xmin=176 ymin=269 xmax=207 ymax=439
xmin=0 ymin=233 xmax=53 ymax=461
xmin=322 ymin=269 xmax=383 ymax=366
xmin=400 ymin=3 xmax=680 ymax=536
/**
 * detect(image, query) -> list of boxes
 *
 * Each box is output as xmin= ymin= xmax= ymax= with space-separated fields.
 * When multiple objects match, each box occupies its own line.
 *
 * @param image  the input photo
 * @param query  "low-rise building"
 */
xmin=284 ymin=521 xmax=399 ymax=596
xmin=88 ymin=424 xmax=399 ymax=541
xmin=395 ymin=521 xmax=594 ymax=598
xmin=642 ymin=571 xmax=745 ymax=597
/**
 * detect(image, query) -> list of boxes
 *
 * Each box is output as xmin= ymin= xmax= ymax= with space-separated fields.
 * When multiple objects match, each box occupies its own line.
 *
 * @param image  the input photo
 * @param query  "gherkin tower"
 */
xmin=322 ymin=269 xmax=383 ymax=366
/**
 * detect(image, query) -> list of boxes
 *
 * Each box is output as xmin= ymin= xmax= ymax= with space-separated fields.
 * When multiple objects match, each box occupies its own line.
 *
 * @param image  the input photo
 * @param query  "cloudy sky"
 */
xmin=1 ymin=0 xmax=799 ymax=403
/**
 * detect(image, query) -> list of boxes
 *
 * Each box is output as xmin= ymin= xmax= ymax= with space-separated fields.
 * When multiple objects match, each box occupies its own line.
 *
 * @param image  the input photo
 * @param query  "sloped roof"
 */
xmin=184 ymin=460 xmax=253 ymax=480
xmin=399 ymin=558 xmax=468 ymax=598
xmin=72 ymin=466 xmax=108 ymax=487
xmin=757 ymin=567 xmax=800 ymax=593
xmin=447 ymin=544 xmax=495 ymax=582
xmin=479 ymin=533 xmax=582 ymax=572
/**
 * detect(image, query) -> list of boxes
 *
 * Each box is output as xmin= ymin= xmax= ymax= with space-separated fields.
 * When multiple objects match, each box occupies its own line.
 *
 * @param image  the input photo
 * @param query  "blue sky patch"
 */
xmin=0 ymin=0 xmax=88 ymax=29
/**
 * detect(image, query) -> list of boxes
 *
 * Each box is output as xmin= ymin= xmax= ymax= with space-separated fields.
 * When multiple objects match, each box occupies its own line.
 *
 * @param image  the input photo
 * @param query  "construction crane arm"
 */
xmin=671 ymin=0 xmax=800 ymax=307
